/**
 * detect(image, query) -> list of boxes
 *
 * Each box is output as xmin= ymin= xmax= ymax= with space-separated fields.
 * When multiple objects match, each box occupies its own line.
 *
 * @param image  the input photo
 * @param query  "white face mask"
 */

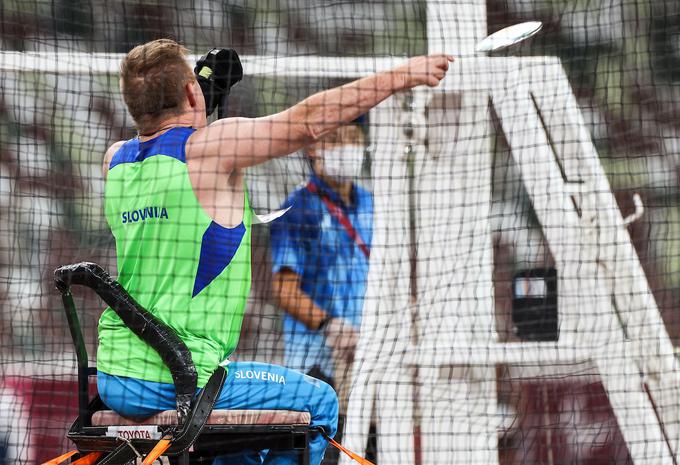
xmin=321 ymin=145 xmax=365 ymax=181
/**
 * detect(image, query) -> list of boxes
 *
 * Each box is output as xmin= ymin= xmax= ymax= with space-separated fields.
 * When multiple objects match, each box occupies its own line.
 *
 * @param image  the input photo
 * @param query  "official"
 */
xmin=270 ymin=119 xmax=372 ymax=416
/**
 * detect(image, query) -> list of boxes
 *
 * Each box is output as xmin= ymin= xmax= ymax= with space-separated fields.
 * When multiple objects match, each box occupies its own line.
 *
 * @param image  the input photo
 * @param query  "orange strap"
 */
xmin=327 ymin=437 xmax=375 ymax=465
xmin=41 ymin=450 xmax=78 ymax=465
xmin=43 ymin=434 xmax=366 ymax=465
xmin=140 ymin=437 xmax=172 ymax=465
xmin=41 ymin=451 xmax=102 ymax=465
xmin=71 ymin=452 xmax=103 ymax=465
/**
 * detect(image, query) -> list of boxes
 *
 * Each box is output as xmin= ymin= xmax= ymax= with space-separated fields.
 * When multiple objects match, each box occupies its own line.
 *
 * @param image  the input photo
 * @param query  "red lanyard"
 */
xmin=307 ymin=181 xmax=370 ymax=259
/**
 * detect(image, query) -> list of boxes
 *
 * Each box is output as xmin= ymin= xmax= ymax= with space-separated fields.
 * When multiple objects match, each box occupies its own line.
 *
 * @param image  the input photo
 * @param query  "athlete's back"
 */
xmin=98 ymin=127 xmax=252 ymax=387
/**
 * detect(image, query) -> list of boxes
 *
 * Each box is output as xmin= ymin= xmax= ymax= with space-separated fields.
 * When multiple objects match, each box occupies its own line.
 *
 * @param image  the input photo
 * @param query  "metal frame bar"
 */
xmin=61 ymin=290 xmax=91 ymax=429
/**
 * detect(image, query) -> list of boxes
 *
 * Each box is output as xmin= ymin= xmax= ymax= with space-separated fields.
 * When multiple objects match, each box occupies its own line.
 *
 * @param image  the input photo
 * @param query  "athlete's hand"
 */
xmin=323 ymin=317 xmax=359 ymax=362
xmin=390 ymin=54 xmax=454 ymax=90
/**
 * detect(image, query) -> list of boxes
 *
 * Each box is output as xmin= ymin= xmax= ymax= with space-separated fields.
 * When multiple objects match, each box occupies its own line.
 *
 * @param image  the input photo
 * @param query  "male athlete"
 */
xmin=96 ymin=38 xmax=452 ymax=465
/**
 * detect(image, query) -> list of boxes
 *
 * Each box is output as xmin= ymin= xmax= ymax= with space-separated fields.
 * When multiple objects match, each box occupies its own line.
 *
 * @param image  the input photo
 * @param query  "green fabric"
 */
xmin=98 ymin=154 xmax=252 ymax=387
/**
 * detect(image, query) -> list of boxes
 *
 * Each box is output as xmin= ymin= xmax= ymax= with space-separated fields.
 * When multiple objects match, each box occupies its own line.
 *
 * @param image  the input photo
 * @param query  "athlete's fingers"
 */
xmin=431 ymin=69 xmax=445 ymax=83
xmin=398 ymin=54 xmax=452 ymax=88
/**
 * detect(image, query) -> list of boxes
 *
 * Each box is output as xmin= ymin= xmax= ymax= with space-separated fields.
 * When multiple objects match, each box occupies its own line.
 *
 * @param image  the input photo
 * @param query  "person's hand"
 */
xmin=390 ymin=54 xmax=455 ymax=90
xmin=323 ymin=317 xmax=359 ymax=362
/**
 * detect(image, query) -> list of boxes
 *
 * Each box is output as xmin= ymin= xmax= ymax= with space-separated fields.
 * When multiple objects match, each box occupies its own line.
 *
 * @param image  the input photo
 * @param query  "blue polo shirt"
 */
xmin=270 ymin=174 xmax=373 ymax=378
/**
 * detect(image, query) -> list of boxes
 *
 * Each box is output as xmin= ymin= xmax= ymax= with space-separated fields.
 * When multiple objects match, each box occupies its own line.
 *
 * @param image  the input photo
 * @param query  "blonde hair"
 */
xmin=120 ymin=39 xmax=195 ymax=133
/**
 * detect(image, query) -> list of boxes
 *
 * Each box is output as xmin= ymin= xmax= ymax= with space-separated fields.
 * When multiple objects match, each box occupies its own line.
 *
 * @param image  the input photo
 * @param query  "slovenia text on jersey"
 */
xmin=121 ymin=206 xmax=169 ymax=224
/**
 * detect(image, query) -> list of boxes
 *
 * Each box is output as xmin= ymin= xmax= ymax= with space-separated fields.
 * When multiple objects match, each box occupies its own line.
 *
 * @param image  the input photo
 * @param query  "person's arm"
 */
xmin=272 ymin=268 xmax=329 ymax=330
xmin=102 ymin=141 xmax=125 ymax=179
xmin=187 ymin=54 xmax=454 ymax=172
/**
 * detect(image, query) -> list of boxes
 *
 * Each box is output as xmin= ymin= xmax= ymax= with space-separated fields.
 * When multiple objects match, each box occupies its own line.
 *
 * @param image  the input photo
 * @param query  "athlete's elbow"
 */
xmin=288 ymin=103 xmax=325 ymax=143
xmin=299 ymin=121 xmax=322 ymax=144
xmin=275 ymin=121 xmax=319 ymax=154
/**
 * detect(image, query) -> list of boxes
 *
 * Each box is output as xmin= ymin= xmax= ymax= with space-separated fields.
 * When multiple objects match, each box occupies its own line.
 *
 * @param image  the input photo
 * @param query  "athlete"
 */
xmin=97 ymin=38 xmax=452 ymax=465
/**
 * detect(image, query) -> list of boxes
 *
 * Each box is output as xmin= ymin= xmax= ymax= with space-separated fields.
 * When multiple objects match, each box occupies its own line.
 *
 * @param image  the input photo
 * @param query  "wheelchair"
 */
xmin=52 ymin=262 xmax=314 ymax=465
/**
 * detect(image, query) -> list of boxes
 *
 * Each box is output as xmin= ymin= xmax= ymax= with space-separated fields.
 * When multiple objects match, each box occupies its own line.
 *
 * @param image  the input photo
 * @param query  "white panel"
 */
xmin=341 ymin=95 xmax=415 ymax=465
xmin=418 ymin=366 xmax=498 ymax=465
xmin=495 ymin=64 xmax=679 ymax=463
xmin=415 ymin=91 xmax=494 ymax=347
xmin=422 ymin=4 xmax=496 ymax=460
xmin=375 ymin=372 xmax=417 ymax=465
xmin=525 ymin=63 xmax=680 ymax=459
xmin=0 ymin=51 xmax=403 ymax=77
xmin=414 ymin=90 xmax=497 ymax=465
xmin=596 ymin=343 xmax=676 ymax=465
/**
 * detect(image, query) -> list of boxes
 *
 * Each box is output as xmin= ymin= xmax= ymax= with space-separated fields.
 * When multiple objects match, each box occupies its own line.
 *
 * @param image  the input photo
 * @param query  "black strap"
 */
xmin=92 ymin=367 xmax=226 ymax=463
xmin=95 ymin=441 xmax=139 ymax=465
xmin=168 ymin=365 xmax=227 ymax=454
xmin=54 ymin=262 xmax=197 ymax=422
xmin=55 ymin=263 xmax=227 ymax=460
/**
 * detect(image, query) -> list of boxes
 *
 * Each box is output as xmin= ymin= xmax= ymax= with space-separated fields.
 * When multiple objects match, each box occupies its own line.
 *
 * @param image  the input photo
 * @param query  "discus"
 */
xmin=475 ymin=21 xmax=543 ymax=52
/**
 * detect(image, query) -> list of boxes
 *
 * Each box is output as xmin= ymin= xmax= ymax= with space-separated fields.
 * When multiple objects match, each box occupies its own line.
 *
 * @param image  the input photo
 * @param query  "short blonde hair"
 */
xmin=120 ymin=39 xmax=195 ymax=133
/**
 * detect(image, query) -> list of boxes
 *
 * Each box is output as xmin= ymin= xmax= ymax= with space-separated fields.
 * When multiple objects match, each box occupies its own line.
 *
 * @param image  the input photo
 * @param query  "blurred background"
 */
xmin=0 ymin=0 xmax=679 ymax=464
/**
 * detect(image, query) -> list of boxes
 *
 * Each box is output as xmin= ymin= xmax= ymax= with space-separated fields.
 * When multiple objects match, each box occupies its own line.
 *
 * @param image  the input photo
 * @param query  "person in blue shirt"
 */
xmin=270 ymin=119 xmax=373 ymax=415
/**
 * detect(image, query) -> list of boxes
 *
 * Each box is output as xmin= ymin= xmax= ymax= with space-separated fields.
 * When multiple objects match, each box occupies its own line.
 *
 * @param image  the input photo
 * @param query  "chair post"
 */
xmin=61 ymin=290 xmax=90 ymax=428
xmin=303 ymin=431 xmax=310 ymax=465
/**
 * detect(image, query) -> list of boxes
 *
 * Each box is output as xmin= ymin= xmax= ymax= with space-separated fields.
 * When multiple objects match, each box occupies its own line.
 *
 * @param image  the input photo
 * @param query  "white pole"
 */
xmin=417 ymin=2 xmax=498 ymax=465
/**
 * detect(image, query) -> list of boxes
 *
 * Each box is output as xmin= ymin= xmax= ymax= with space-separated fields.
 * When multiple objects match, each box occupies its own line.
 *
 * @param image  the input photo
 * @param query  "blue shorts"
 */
xmin=98 ymin=361 xmax=338 ymax=465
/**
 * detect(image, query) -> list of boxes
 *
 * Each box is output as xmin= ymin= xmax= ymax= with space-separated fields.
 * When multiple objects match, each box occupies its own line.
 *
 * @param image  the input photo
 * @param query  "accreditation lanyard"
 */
xmin=306 ymin=181 xmax=370 ymax=259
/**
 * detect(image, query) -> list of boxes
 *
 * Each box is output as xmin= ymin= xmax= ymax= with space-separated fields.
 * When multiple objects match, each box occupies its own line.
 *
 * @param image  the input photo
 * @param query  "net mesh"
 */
xmin=1 ymin=1 xmax=680 ymax=464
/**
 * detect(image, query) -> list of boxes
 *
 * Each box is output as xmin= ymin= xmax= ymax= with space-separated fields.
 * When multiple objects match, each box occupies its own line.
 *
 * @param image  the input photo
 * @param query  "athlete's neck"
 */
xmin=138 ymin=109 xmax=205 ymax=140
xmin=138 ymin=123 xmax=192 ymax=140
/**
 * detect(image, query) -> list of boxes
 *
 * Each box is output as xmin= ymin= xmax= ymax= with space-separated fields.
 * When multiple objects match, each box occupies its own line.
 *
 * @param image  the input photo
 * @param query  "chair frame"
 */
xmin=57 ymin=262 xmax=312 ymax=465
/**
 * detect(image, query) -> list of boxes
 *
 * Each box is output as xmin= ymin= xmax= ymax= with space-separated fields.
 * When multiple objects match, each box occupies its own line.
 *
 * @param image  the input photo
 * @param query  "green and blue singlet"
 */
xmin=97 ymin=127 xmax=251 ymax=387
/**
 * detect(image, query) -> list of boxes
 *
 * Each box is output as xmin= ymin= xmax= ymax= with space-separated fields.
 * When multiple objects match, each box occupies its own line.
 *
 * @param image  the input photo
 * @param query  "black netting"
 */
xmin=1 ymin=1 xmax=679 ymax=464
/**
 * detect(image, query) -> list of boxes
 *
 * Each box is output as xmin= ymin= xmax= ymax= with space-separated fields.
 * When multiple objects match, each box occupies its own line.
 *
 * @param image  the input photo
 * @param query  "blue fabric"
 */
xmin=98 ymin=361 xmax=338 ymax=465
xmin=193 ymin=221 xmax=246 ymax=297
xmin=269 ymin=174 xmax=373 ymax=378
xmin=109 ymin=127 xmax=195 ymax=170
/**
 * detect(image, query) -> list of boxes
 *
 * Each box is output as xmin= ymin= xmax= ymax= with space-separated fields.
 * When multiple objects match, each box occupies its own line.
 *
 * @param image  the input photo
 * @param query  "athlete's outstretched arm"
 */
xmin=187 ymin=54 xmax=453 ymax=172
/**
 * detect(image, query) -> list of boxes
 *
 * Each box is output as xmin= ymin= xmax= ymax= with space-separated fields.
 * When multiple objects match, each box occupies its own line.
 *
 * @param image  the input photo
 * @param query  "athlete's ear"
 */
xmin=185 ymin=82 xmax=198 ymax=108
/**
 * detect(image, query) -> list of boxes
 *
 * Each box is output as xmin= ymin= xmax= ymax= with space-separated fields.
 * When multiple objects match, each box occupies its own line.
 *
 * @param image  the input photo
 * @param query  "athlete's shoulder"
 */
xmin=185 ymin=123 xmax=230 ymax=176
xmin=102 ymin=141 xmax=126 ymax=179
xmin=185 ymin=119 xmax=241 ymax=160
